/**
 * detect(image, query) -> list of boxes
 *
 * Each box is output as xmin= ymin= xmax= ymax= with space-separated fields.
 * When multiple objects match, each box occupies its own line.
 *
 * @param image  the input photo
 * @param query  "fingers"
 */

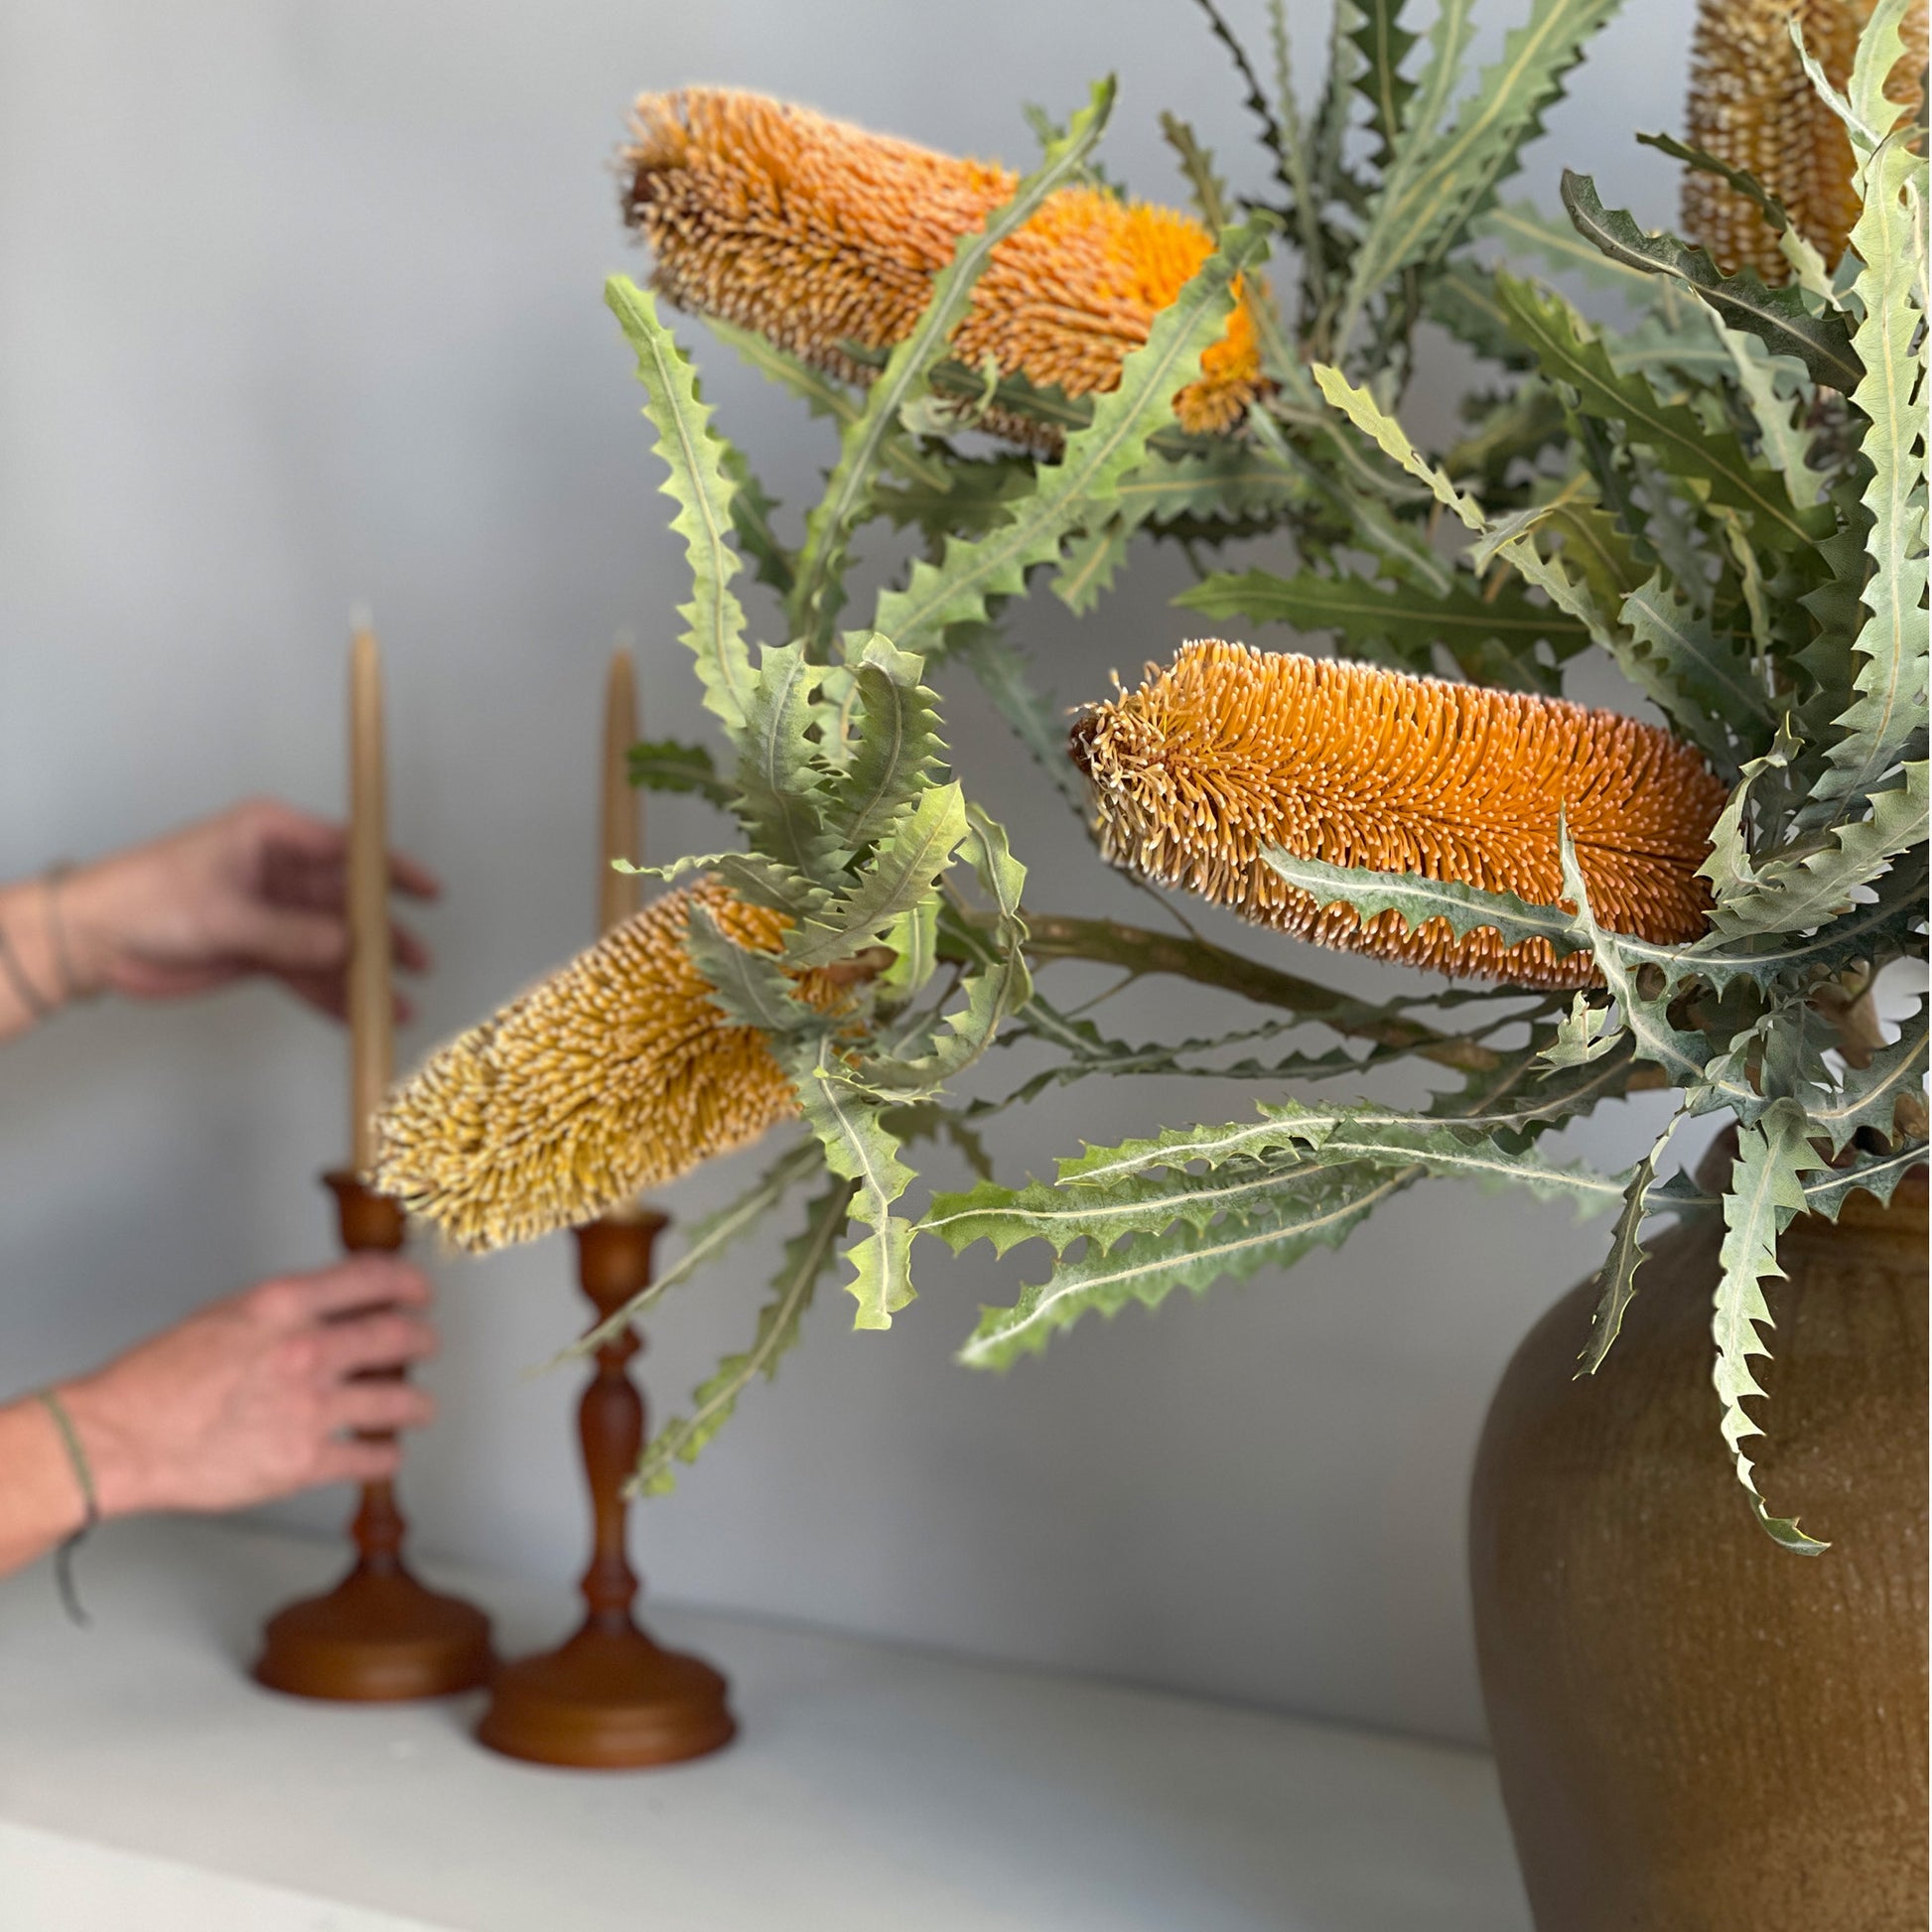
xmin=387 ymin=850 xmax=441 ymax=900
xmin=231 ymin=798 xmax=348 ymax=864
xmin=313 ymin=1439 xmax=405 ymax=1486
xmin=272 ymin=972 xmax=420 ymax=1026
xmin=255 ymin=1255 xmax=432 ymax=1326
xmin=231 ymin=900 xmax=349 ymax=974
xmin=326 ymin=1380 xmax=437 ymax=1435
xmin=314 ymin=1309 xmax=438 ymax=1380
xmin=391 ymin=920 xmax=433 ymax=974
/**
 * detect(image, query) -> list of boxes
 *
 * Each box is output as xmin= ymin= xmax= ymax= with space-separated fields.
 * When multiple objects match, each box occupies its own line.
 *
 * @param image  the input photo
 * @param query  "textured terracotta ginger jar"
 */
xmin=1470 ymin=1133 xmax=1927 ymax=1931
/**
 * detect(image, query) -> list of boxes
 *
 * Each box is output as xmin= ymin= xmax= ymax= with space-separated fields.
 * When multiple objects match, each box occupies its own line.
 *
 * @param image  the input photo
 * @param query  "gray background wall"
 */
xmin=2 ymin=0 xmax=1709 ymax=1747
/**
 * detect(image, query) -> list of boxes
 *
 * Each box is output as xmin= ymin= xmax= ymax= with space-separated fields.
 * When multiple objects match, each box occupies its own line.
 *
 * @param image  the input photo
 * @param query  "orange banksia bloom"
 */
xmin=373 ymin=880 xmax=838 ymax=1252
xmin=1683 ymin=0 xmax=1929 ymax=280
xmin=621 ymin=88 xmax=1266 ymax=445
xmin=1069 ymin=641 xmax=1728 ymax=987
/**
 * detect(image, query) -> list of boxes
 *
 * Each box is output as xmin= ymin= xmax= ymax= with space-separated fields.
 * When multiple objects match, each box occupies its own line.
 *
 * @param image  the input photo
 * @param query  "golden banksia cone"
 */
xmin=621 ymin=87 xmax=1267 ymax=444
xmin=372 ymin=880 xmax=839 ymax=1253
xmin=1683 ymin=0 xmax=1929 ymax=280
xmin=1069 ymin=641 xmax=1729 ymax=988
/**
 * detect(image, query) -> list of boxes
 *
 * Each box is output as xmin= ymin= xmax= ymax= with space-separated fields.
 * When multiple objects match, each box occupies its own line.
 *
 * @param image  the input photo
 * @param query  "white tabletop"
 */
xmin=0 ymin=1518 xmax=1529 ymax=1932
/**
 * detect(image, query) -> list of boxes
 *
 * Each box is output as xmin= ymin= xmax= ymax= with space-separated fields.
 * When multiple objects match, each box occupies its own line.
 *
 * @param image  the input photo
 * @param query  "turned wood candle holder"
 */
xmin=252 ymin=1173 xmax=493 ymax=1702
xmin=477 ymin=1211 xmax=736 ymax=1768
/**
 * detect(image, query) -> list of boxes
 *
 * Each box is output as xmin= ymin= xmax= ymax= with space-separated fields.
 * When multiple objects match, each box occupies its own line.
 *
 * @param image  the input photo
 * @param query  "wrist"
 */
xmin=57 ymin=1373 xmax=155 ymax=1519
xmin=44 ymin=862 xmax=114 ymax=1001
xmin=0 ymin=881 xmax=65 ymax=1031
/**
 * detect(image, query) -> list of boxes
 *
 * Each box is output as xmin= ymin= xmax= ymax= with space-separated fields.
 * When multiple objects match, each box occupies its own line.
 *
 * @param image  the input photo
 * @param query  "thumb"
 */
xmin=229 ymin=901 xmax=349 ymax=974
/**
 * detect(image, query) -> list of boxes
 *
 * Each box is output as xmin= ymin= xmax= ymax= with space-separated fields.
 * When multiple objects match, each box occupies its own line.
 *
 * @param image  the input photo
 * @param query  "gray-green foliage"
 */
xmin=603 ymin=3 xmax=1923 ymax=1539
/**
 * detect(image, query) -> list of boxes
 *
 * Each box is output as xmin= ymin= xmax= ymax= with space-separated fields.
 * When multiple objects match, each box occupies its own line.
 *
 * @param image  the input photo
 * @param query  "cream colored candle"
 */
xmin=600 ymin=647 xmax=641 ymax=934
xmin=348 ymin=625 xmax=393 ymax=1173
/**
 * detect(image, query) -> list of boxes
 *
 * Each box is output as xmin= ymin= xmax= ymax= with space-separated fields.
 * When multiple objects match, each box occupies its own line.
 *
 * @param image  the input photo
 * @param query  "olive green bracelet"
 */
xmin=35 ymin=1387 xmax=97 ymax=1627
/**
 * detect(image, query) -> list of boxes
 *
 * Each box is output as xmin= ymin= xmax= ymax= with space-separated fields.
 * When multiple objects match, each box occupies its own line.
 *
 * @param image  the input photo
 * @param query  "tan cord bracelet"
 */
xmin=35 ymin=1387 xmax=97 ymax=1627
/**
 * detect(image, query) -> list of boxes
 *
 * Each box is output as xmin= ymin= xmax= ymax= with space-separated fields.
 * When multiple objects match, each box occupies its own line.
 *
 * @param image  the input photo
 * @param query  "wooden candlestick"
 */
xmin=476 ymin=1214 xmax=737 ymax=1766
xmin=478 ymin=650 xmax=735 ymax=1766
xmin=252 ymin=1173 xmax=493 ymax=1701
xmin=254 ymin=625 xmax=490 ymax=1701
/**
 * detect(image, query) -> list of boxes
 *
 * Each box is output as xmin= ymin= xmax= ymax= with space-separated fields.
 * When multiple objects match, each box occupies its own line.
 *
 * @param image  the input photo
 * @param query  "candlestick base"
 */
xmin=251 ymin=1172 xmax=493 ymax=1703
xmin=477 ymin=1621 xmax=735 ymax=1768
xmin=254 ymin=1567 xmax=494 ymax=1703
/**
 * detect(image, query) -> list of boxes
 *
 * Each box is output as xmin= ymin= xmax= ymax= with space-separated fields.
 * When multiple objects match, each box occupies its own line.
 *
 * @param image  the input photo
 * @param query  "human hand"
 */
xmin=56 ymin=797 xmax=438 ymax=1021
xmin=58 ymin=1256 xmax=439 ymax=1517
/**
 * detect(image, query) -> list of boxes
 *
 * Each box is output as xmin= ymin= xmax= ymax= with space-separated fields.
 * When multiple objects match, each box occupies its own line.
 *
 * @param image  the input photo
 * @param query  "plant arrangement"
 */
xmin=374 ymin=0 xmax=1926 ymax=1548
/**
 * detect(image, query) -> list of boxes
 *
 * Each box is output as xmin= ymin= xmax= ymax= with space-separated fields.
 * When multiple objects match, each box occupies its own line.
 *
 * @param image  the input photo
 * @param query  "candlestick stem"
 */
xmin=251 ymin=1173 xmax=492 ymax=1702
xmin=477 ymin=1213 xmax=735 ymax=1767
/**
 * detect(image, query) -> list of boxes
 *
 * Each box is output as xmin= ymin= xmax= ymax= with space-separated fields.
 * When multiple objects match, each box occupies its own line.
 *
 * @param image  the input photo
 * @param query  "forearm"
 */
xmin=0 ymin=1395 xmax=90 ymax=1578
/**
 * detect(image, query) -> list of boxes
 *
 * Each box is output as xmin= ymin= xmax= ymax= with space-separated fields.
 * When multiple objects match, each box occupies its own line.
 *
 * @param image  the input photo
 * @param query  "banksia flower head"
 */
xmin=621 ymin=88 xmax=1266 ymax=445
xmin=373 ymin=880 xmax=841 ymax=1253
xmin=1683 ymin=0 xmax=1929 ymax=280
xmin=1069 ymin=642 xmax=1728 ymax=988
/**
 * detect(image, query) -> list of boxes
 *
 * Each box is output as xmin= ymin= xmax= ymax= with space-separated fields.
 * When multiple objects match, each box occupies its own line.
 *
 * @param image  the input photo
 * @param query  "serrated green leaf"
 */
xmin=1351 ymin=0 xmax=1422 ymax=174
xmin=1677 ymin=846 xmax=1927 ymax=991
xmin=1709 ymin=762 xmax=1929 ymax=938
xmin=1712 ymin=1099 xmax=1831 ymax=1551
xmin=1812 ymin=38 xmax=1930 ymax=811
xmin=872 ymin=218 xmax=1273 ymax=656
xmin=954 ymin=1162 xmax=1411 ymax=1368
xmin=1336 ymin=0 xmax=1623 ymax=344
xmin=1159 ymin=111 xmax=1233 ymax=230
xmin=1552 ymin=830 xmax=1727 ymax=1098
xmin=1558 ymin=173 xmax=1863 ymax=390
xmin=1618 ymin=569 xmax=1779 ymax=765
xmin=1631 ymin=132 xmax=1836 ymax=300
xmin=1260 ymin=844 xmax=1583 ymax=958
xmin=686 ymin=902 xmax=831 ymax=1038
xmin=1809 ymin=997 xmax=1929 ymax=1153
xmin=628 ymin=738 xmax=733 ymax=809
xmin=788 ymin=79 xmax=1117 ymax=648
xmin=818 ymin=634 xmax=946 ymax=852
xmin=634 ymin=1171 xmax=857 ymax=1496
xmin=607 ymin=278 xmax=755 ymax=734
xmin=1177 ymin=563 xmax=1589 ymax=687
xmin=556 ymin=1138 xmax=825 ymax=1366
xmin=953 ymin=629 xmax=1086 ymax=811
xmin=1542 ymin=991 xmax=1620 ymax=1067
xmin=1492 ymin=273 xmax=1833 ymax=545
xmin=1477 ymin=197 xmax=1655 ymax=291
xmin=1052 ymin=517 xmax=1133 ymax=613
xmin=786 ymin=1035 xmax=917 ymax=1328
xmin=733 ymin=643 xmax=842 ymax=882
xmin=782 ymin=781 xmax=970 ymax=970
xmin=1800 ymin=1138 xmax=1928 ymax=1219
xmin=1575 ymin=1113 xmax=1680 ymax=1373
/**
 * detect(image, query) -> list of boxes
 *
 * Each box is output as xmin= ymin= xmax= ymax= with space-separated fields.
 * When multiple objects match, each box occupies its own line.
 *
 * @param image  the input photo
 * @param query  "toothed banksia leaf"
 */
xmin=372 ymin=881 xmax=846 ymax=1253
xmin=620 ymin=87 xmax=1268 ymax=445
xmin=1682 ymin=0 xmax=1928 ymax=280
xmin=1070 ymin=641 xmax=1728 ymax=986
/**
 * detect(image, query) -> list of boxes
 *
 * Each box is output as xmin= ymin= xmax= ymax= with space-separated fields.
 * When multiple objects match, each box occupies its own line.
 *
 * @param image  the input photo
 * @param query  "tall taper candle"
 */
xmin=348 ymin=625 xmax=393 ymax=1173
xmin=600 ymin=648 xmax=640 ymax=935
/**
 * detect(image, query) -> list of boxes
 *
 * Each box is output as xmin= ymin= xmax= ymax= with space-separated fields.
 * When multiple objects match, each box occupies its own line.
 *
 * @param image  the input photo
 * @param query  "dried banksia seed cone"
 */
xmin=373 ymin=880 xmax=839 ymax=1253
xmin=1683 ymin=0 xmax=1929 ymax=280
xmin=621 ymin=88 xmax=1266 ymax=446
xmin=1069 ymin=641 xmax=1728 ymax=988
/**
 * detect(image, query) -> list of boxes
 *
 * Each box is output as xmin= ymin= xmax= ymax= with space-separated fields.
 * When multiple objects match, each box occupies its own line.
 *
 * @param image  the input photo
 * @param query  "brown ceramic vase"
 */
xmin=1470 ymin=1132 xmax=1928 ymax=1932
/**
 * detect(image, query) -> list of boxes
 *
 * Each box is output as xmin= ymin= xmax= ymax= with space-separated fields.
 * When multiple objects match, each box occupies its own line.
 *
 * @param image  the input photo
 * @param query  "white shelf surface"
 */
xmin=0 ymin=1518 xmax=1530 ymax=1932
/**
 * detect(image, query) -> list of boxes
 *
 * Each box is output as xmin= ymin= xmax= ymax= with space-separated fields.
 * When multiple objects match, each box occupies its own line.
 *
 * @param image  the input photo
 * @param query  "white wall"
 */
xmin=0 ymin=0 xmax=1708 ymax=1747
